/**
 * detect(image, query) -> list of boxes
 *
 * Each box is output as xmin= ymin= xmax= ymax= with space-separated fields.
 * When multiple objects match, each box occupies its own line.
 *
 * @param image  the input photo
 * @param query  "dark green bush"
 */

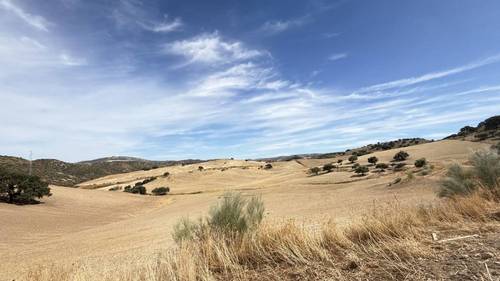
xmin=124 ymin=185 xmax=146 ymax=194
xmin=375 ymin=163 xmax=389 ymax=169
xmin=152 ymin=187 xmax=170 ymax=196
xmin=0 ymin=171 xmax=51 ymax=204
xmin=309 ymin=167 xmax=321 ymax=175
xmin=367 ymin=156 xmax=378 ymax=165
xmin=355 ymin=165 xmax=369 ymax=176
xmin=198 ymin=166 xmax=204 ymax=171
xmin=163 ymin=172 xmax=170 ymax=177
xmin=393 ymin=151 xmax=409 ymax=161
xmin=414 ymin=158 xmax=427 ymax=168
xmin=264 ymin=163 xmax=273 ymax=170
xmin=348 ymin=155 xmax=358 ymax=163
xmin=323 ymin=163 xmax=334 ymax=172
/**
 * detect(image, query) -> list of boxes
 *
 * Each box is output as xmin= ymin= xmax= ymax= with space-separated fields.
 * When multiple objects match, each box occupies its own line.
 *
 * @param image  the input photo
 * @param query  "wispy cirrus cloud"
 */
xmin=357 ymin=54 xmax=500 ymax=93
xmin=260 ymin=16 xmax=311 ymax=34
xmin=164 ymin=32 xmax=263 ymax=65
xmin=328 ymin=53 xmax=348 ymax=62
xmin=0 ymin=0 xmax=50 ymax=31
xmin=138 ymin=15 xmax=183 ymax=33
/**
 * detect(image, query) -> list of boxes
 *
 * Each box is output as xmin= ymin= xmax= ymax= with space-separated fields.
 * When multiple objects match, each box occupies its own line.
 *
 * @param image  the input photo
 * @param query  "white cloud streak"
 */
xmin=0 ymin=0 xmax=50 ymax=31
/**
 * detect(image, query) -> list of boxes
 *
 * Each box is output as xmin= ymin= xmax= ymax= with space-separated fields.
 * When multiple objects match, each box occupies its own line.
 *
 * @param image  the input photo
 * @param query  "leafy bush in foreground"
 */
xmin=173 ymin=192 xmax=265 ymax=243
xmin=152 ymin=187 xmax=170 ymax=196
xmin=439 ymin=150 xmax=500 ymax=197
xmin=0 ymin=171 xmax=51 ymax=204
xmin=439 ymin=164 xmax=476 ymax=197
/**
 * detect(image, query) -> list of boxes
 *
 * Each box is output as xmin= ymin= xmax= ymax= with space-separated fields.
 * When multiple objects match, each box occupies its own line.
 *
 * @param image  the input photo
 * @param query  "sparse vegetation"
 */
xmin=393 ymin=150 xmax=409 ymax=161
xmin=337 ymin=159 xmax=343 ymax=164
xmin=367 ymin=156 xmax=378 ymax=165
xmin=163 ymin=172 xmax=170 ymax=177
xmin=263 ymin=163 xmax=273 ymax=170
xmin=393 ymin=162 xmax=406 ymax=171
xmin=439 ymin=149 xmax=499 ymax=198
xmin=0 ymin=171 xmax=51 ymax=204
xmin=124 ymin=185 xmax=146 ymax=195
xmin=322 ymin=163 xmax=334 ymax=172
xmin=354 ymin=165 xmax=369 ymax=176
xmin=108 ymin=186 xmax=122 ymax=191
xmin=152 ymin=187 xmax=170 ymax=196
xmin=198 ymin=166 xmax=204 ymax=171
xmin=173 ymin=192 xmax=265 ymax=243
xmin=375 ymin=163 xmax=388 ymax=170
xmin=414 ymin=158 xmax=427 ymax=168
xmin=309 ymin=167 xmax=321 ymax=175
xmin=348 ymin=155 xmax=358 ymax=163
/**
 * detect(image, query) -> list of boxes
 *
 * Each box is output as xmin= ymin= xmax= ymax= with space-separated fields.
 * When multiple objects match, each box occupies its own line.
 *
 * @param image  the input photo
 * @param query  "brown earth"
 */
xmin=0 ymin=140 xmax=493 ymax=280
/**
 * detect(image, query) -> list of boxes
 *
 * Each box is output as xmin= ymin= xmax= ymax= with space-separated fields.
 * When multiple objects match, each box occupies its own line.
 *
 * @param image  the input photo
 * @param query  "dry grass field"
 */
xmin=0 ymin=140 xmax=497 ymax=280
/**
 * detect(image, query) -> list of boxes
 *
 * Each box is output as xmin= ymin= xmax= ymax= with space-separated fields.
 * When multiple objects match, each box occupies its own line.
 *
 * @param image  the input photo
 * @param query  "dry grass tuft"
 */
xmin=21 ymin=191 xmax=499 ymax=281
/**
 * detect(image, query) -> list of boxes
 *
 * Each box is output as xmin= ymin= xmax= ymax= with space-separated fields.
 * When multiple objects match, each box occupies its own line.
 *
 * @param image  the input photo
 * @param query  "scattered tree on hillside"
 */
xmin=198 ymin=166 xmax=204 ymax=171
xmin=264 ymin=163 xmax=273 ymax=170
xmin=348 ymin=155 xmax=358 ymax=163
xmin=0 ymin=171 xmax=51 ymax=204
xmin=352 ymin=163 xmax=360 ymax=170
xmin=414 ymin=158 xmax=427 ymax=168
xmin=355 ymin=165 xmax=369 ymax=176
xmin=375 ymin=163 xmax=389 ymax=170
xmin=367 ymin=156 xmax=378 ymax=166
xmin=309 ymin=167 xmax=321 ymax=175
xmin=163 ymin=172 xmax=170 ymax=177
xmin=393 ymin=151 xmax=409 ymax=162
xmin=124 ymin=185 xmax=146 ymax=195
xmin=323 ymin=163 xmax=334 ymax=172
xmin=337 ymin=159 xmax=343 ymax=164
xmin=152 ymin=187 xmax=170 ymax=196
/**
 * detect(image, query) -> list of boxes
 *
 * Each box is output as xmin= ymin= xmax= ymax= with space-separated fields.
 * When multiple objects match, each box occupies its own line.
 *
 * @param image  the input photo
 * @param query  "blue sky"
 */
xmin=1 ymin=0 xmax=499 ymax=162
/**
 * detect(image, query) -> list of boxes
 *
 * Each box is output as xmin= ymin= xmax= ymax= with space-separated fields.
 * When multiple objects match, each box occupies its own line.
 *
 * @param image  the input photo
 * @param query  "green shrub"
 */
xmin=393 ymin=163 xmax=406 ymax=171
xmin=163 ymin=172 xmax=170 ymax=177
xmin=323 ymin=163 xmax=334 ymax=172
xmin=469 ymin=150 xmax=500 ymax=189
xmin=309 ymin=167 xmax=321 ymax=175
xmin=198 ymin=166 xmax=204 ymax=171
xmin=172 ymin=217 xmax=201 ymax=243
xmin=352 ymin=163 xmax=360 ymax=169
xmin=348 ymin=155 xmax=358 ymax=163
xmin=172 ymin=192 xmax=265 ymax=243
xmin=414 ymin=158 xmax=427 ymax=168
xmin=355 ymin=165 xmax=369 ymax=176
xmin=152 ymin=187 xmax=170 ymax=196
xmin=367 ymin=156 xmax=378 ymax=165
xmin=264 ymin=163 xmax=273 ymax=170
xmin=375 ymin=163 xmax=389 ymax=169
xmin=393 ymin=151 xmax=409 ymax=161
xmin=406 ymin=171 xmax=414 ymax=180
xmin=0 ymin=171 xmax=51 ymax=204
xmin=124 ymin=185 xmax=146 ymax=195
xmin=439 ymin=164 xmax=476 ymax=197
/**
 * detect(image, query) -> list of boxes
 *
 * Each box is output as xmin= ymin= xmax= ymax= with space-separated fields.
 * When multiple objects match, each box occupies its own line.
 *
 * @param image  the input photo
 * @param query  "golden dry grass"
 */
xmin=0 ymin=140 xmax=495 ymax=280
xmin=21 ymin=192 xmax=499 ymax=281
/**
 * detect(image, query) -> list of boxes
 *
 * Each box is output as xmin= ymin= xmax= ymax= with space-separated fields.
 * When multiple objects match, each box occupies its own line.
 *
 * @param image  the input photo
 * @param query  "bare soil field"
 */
xmin=0 ymin=140 xmax=493 ymax=280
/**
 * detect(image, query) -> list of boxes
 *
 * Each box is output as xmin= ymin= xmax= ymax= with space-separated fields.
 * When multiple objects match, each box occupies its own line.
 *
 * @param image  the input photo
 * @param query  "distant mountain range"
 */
xmin=1 ymin=115 xmax=498 ymax=186
xmin=0 ymin=156 xmax=202 ymax=186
